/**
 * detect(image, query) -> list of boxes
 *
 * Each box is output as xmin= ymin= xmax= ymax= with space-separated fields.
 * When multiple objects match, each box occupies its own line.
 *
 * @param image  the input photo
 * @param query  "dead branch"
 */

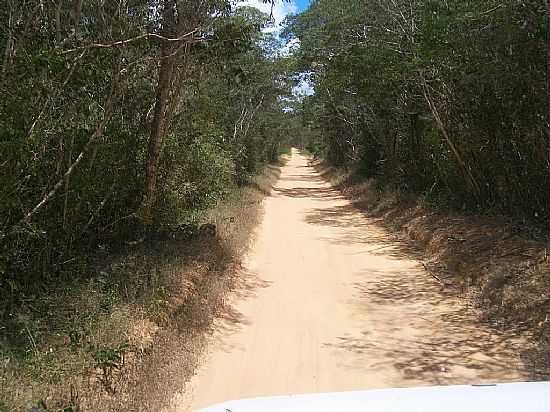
xmin=20 ymin=78 xmax=118 ymax=225
xmin=420 ymin=75 xmax=481 ymax=200
xmin=422 ymin=262 xmax=444 ymax=284
xmin=60 ymin=28 xmax=201 ymax=55
xmin=243 ymin=94 xmax=266 ymax=139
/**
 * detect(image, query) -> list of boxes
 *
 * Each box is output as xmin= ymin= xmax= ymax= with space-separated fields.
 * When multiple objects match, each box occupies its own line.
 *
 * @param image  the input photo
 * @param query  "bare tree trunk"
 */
xmin=63 ymin=134 xmax=74 ymax=229
xmin=141 ymin=52 xmax=174 ymax=220
xmin=162 ymin=44 xmax=190 ymax=137
xmin=72 ymin=0 xmax=83 ymax=36
xmin=140 ymin=0 xmax=177 ymax=222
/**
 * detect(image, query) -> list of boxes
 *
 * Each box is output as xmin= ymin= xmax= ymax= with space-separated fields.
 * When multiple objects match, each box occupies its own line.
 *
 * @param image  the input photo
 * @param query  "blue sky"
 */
xmin=238 ymin=1 xmax=310 ymax=29
xmin=295 ymin=0 xmax=311 ymax=13
xmin=238 ymin=0 xmax=315 ymax=97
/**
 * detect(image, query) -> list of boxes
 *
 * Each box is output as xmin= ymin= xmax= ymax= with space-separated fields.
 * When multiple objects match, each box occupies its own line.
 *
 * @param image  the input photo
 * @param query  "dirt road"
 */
xmin=177 ymin=150 xmax=527 ymax=411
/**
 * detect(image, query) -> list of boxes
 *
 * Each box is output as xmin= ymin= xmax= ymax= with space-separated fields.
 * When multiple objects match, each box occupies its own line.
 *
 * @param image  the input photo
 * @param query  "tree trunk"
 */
xmin=141 ymin=50 xmax=175 ymax=221
xmin=140 ymin=0 xmax=177 ymax=222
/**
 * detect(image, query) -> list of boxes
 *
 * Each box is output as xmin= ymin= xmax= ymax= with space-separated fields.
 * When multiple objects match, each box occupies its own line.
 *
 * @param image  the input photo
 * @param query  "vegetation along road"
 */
xmin=3 ymin=1 xmax=548 ymax=410
xmin=177 ymin=150 xmax=527 ymax=411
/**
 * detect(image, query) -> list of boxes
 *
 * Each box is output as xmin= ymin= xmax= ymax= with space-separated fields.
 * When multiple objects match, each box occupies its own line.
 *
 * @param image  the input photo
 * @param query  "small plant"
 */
xmin=92 ymin=342 xmax=132 ymax=394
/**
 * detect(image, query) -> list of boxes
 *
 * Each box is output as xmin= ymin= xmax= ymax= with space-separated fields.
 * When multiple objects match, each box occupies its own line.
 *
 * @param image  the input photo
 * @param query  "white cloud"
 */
xmin=237 ymin=0 xmax=298 ymax=33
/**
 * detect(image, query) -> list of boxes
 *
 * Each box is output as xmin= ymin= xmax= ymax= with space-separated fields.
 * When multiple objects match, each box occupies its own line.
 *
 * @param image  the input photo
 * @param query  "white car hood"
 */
xmin=198 ymin=382 xmax=550 ymax=412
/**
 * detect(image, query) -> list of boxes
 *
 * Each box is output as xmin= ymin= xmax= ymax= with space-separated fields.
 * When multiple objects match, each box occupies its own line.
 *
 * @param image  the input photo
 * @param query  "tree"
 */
xmin=288 ymin=0 xmax=550 ymax=221
xmin=0 ymin=0 xmax=293 ymax=312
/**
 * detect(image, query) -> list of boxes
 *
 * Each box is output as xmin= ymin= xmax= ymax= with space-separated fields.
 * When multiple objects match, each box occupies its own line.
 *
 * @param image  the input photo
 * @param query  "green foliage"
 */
xmin=160 ymin=139 xmax=235 ymax=223
xmin=93 ymin=342 xmax=132 ymax=393
xmin=0 ymin=2 xmax=292 ymax=400
xmin=290 ymin=0 xmax=550 ymax=222
xmin=0 ymin=3 xmax=291 ymax=264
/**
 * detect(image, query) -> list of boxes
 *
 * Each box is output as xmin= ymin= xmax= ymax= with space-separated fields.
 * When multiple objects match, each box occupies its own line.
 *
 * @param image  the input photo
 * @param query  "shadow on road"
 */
xmin=297 ymin=174 xmax=529 ymax=385
xmin=305 ymin=203 xmax=428 ymax=262
xmin=325 ymin=324 xmax=525 ymax=385
xmin=334 ymin=267 xmax=527 ymax=384
xmin=274 ymin=186 xmax=342 ymax=200
xmin=208 ymin=270 xmax=273 ymax=353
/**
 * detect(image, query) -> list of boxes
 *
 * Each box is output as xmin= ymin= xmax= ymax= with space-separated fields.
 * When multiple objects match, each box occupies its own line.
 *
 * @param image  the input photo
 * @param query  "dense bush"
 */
xmin=159 ymin=139 xmax=235 ymax=223
xmin=289 ymin=0 xmax=550 ymax=222
xmin=0 ymin=1 xmax=292 ymax=347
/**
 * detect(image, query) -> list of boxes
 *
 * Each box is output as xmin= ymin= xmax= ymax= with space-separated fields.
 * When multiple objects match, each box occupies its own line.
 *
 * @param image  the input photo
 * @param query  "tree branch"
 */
xmin=60 ymin=28 xmax=202 ymax=55
xmin=20 ymin=79 xmax=118 ymax=225
xmin=420 ymin=75 xmax=481 ymax=199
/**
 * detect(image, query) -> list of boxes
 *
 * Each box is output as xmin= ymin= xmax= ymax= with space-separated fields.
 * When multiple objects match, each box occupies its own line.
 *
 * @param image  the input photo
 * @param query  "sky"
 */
xmin=238 ymin=0 xmax=315 ymax=98
xmin=287 ymin=0 xmax=314 ymax=97
xmin=295 ymin=0 xmax=311 ymax=12
xmin=237 ymin=0 xmax=311 ymax=31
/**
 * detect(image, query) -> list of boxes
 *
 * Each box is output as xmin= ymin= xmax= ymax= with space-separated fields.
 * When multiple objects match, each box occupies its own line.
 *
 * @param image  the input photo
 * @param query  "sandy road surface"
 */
xmin=177 ymin=150 xmax=526 ymax=411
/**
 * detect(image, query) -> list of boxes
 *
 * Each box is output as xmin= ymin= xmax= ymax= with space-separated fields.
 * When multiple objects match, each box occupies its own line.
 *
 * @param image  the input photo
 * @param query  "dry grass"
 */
xmin=0 ymin=162 xmax=282 ymax=412
xmin=315 ymin=160 xmax=550 ymax=380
